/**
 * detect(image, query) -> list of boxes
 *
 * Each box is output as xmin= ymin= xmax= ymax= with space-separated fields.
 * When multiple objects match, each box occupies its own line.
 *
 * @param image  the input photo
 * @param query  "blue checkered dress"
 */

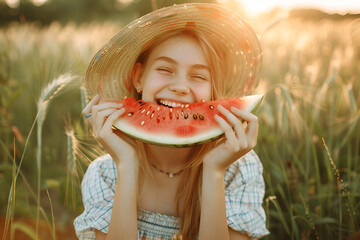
xmin=74 ymin=150 xmax=269 ymax=239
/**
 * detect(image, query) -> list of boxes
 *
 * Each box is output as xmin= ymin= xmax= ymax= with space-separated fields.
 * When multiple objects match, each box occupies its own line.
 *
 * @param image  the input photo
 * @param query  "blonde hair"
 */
xmin=131 ymin=29 xmax=229 ymax=239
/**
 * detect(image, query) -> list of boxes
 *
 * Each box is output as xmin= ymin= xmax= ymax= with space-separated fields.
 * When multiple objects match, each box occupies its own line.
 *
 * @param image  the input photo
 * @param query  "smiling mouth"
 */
xmin=157 ymin=99 xmax=187 ymax=108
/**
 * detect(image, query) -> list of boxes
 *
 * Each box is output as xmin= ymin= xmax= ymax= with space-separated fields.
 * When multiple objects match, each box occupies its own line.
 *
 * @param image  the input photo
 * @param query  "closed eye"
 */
xmin=191 ymin=75 xmax=208 ymax=81
xmin=156 ymin=67 xmax=173 ymax=74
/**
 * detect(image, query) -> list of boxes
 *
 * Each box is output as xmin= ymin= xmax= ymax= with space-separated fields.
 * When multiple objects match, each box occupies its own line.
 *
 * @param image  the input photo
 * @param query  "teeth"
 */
xmin=158 ymin=99 xmax=184 ymax=108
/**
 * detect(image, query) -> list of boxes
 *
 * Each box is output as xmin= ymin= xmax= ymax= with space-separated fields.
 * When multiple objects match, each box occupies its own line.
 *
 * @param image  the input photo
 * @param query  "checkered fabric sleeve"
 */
xmin=224 ymin=150 xmax=270 ymax=239
xmin=73 ymin=154 xmax=117 ymax=240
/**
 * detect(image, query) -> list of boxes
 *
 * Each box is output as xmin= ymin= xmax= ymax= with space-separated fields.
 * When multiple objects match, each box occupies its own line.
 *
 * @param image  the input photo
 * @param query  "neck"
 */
xmin=145 ymin=144 xmax=193 ymax=173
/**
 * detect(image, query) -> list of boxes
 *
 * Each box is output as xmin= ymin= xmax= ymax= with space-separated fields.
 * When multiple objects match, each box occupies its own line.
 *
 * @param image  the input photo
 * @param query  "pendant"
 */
xmin=169 ymin=173 xmax=174 ymax=178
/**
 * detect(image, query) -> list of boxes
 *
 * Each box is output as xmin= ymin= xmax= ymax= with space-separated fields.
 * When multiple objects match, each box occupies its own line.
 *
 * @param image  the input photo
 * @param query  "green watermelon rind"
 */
xmin=113 ymin=122 xmax=224 ymax=147
xmin=113 ymin=94 xmax=264 ymax=147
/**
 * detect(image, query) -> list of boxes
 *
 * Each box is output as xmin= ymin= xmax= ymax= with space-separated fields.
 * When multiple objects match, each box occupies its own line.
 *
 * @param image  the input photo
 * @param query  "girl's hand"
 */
xmin=82 ymin=95 xmax=139 ymax=168
xmin=202 ymin=105 xmax=259 ymax=173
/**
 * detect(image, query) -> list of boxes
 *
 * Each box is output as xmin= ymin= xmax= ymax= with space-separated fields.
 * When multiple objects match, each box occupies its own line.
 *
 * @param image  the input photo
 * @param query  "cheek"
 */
xmin=142 ymin=74 xmax=169 ymax=99
xmin=144 ymin=76 xmax=168 ymax=90
xmin=192 ymin=83 xmax=212 ymax=101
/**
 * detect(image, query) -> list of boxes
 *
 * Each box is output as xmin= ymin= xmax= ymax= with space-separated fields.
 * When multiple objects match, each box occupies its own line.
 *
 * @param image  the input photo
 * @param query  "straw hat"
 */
xmin=86 ymin=3 xmax=262 ymax=99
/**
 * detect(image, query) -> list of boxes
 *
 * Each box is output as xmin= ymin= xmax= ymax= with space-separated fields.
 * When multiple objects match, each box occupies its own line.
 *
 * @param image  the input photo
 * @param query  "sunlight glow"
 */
xmin=227 ymin=0 xmax=360 ymax=16
xmin=117 ymin=0 xmax=134 ymax=5
xmin=32 ymin=0 xmax=48 ymax=7
xmin=5 ymin=0 xmax=20 ymax=8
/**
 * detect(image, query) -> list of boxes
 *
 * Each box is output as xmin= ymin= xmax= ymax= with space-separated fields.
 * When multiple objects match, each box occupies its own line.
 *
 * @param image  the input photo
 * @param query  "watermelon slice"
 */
xmin=112 ymin=94 xmax=263 ymax=147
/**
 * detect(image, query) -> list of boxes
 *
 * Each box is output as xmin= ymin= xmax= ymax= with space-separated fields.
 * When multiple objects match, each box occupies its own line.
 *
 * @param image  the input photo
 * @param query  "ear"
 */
xmin=132 ymin=62 xmax=144 ymax=91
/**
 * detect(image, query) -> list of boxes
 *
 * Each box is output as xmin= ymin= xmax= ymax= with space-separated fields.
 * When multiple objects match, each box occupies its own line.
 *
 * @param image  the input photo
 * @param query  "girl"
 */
xmin=74 ymin=3 xmax=269 ymax=240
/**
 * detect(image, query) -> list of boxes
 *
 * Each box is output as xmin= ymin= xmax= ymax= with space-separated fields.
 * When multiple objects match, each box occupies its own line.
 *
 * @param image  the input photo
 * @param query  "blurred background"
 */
xmin=0 ymin=0 xmax=359 ymax=239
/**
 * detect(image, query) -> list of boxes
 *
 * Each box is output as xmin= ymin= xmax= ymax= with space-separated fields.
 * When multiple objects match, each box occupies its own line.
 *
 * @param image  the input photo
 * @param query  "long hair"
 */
xmin=132 ymin=29 xmax=230 ymax=239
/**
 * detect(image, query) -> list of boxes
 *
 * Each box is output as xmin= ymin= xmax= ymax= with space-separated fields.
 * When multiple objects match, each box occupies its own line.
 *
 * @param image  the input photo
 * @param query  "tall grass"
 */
xmin=0 ymin=17 xmax=359 ymax=239
xmin=35 ymin=74 xmax=78 ymax=238
xmin=257 ymin=18 xmax=360 ymax=239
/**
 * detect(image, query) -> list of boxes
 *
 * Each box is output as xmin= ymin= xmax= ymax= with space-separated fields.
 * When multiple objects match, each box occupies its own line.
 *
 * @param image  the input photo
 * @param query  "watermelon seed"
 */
xmin=141 ymin=109 xmax=146 ymax=114
xmin=181 ymin=110 xmax=184 ymax=115
xmin=170 ymin=108 xmax=173 ymax=113
xmin=185 ymin=104 xmax=189 ymax=108
xmin=184 ymin=113 xmax=189 ymax=119
xmin=151 ymin=113 xmax=155 ymax=119
xmin=176 ymin=113 xmax=179 ymax=119
xmin=146 ymin=111 xmax=151 ymax=116
xmin=193 ymin=114 xmax=197 ymax=120
xmin=157 ymin=107 xmax=160 ymax=111
xmin=140 ymin=121 xmax=145 ymax=126
xmin=181 ymin=104 xmax=185 ymax=108
xmin=169 ymin=112 xmax=173 ymax=120
xmin=127 ymin=112 xmax=134 ymax=116
xmin=199 ymin=115 xmax=204 ymax=120
xmin=209 ymin=105 xmax=214 ymax=109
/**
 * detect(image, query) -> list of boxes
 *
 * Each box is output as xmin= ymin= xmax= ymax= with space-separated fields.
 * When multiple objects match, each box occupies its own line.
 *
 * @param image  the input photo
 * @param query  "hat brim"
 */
xmin=86 ymin=3 xmax=262 ymax=99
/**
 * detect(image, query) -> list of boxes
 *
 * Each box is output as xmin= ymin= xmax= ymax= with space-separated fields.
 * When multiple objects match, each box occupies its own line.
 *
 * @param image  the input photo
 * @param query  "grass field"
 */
xmin=0 ymin=16 xmax=359 ymax=239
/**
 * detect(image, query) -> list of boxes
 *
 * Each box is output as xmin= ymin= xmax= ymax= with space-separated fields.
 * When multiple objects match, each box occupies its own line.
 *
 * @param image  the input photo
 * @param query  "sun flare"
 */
xmin=221 ymin=0 xmax=360 ymax=16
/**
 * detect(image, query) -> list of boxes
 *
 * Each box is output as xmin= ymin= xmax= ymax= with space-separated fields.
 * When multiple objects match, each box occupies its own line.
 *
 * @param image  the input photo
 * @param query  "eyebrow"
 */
xmin=154 ymin=56 xmax=210 ymax=71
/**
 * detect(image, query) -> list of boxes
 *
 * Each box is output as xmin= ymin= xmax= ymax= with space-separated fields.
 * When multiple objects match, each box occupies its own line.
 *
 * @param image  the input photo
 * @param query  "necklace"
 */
xmin=150 ymin=162 xmax=185 ymax=178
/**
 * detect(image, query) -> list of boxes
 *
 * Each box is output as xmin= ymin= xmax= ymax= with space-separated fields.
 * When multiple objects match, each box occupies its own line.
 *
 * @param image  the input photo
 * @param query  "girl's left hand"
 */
xmin=202 ymin=105 xmax=259 ymax=173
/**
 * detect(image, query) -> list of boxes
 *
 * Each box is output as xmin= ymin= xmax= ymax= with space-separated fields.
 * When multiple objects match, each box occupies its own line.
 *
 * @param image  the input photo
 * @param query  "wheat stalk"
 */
xmin=65 ymin=120 xmax=97 ymax=209
xmin=35 ymin=73 xmax=78 ymax=239
xmin=322 ymin=137 xmax=359 ymax=231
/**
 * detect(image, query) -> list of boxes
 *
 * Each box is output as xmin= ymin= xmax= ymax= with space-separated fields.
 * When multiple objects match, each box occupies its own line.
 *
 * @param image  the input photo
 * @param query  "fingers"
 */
xmin=214 ymin=114 xmax=239 ymax=149
xmin=82 ymin=94 xmax=125 ymax=139
xmin=93 ymin=108 xmax=120 ymax=131
xmin=217 ymin=105 xmax=246 ymax=142
xmin=216 ymin=105 xmax=258 ymax=150
xmin=230 ymin=106 xmax=258 ymax=146
xmin=82 ymin=94 xmax=123 ymax=117
xmin=82 ymin=94 xmax=101 ymax=116
xmin=91 ymin=102 xmax=124 ymax=119
xmin=102 ymin=108 xmax=126 ymax=131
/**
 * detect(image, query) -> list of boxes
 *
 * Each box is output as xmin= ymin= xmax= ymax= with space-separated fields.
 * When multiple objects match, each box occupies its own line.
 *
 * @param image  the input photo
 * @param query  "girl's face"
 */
xmin=134 ymin=36 xmax=212 ymax=106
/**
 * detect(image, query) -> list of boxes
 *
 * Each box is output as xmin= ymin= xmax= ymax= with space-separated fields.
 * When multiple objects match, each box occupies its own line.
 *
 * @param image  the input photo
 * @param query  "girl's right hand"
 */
xmin=82 ymin=94 xmax=139 ymax=168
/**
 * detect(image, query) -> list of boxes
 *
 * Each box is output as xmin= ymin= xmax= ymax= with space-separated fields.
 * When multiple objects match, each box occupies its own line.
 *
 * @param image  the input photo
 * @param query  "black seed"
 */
xmin=199 ymin=115 xmax=204 ymax=120
xmin=127 ymin=112 xmax=134 ymax=116
xmin=209 ymin=105 xmax=214 ymax=109
xmin=193 ymin=114 xmax=197 ymax=119
xmin=184 ymin=113 xmax=189 ymax=119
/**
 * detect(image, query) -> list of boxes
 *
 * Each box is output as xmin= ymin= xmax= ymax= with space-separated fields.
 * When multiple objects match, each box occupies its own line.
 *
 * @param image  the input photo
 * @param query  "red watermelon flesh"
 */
xmin=112 ymin=94 xmax=263 ymax=147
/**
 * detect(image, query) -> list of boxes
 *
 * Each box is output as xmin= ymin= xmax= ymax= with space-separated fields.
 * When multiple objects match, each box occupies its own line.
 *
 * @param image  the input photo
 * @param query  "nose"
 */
xmin=168 ymin=74 xmax=190 ymax=95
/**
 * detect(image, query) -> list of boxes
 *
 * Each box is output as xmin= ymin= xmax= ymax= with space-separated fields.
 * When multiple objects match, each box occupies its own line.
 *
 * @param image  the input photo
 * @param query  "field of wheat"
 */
xmin=0 ymin=16 xmax=359 ymax=239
